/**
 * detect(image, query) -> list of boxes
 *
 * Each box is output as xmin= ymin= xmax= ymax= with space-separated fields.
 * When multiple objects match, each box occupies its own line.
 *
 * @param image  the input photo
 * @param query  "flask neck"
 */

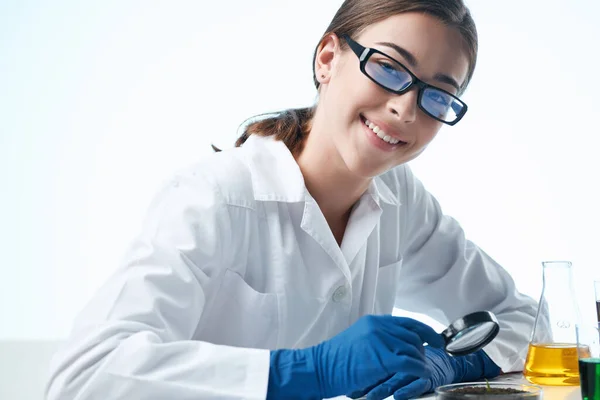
xmin=540 ymin=261 xmax=581 ymax=322
xmin=531 ymin=262 xmax=581 ymax=345
xmin=542 ymin=262 xmax=575 ymax=293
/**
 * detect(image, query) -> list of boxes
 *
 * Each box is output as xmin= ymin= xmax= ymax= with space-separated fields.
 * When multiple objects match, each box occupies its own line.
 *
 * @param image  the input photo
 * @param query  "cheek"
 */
xmin=333 ymin=64 xmax=381 ymax=113
xmin=416 ymin=117 xmax=443 ymax=144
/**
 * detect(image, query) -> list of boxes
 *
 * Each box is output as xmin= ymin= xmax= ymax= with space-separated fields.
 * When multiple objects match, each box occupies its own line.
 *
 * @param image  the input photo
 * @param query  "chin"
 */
xmin=342 ymin=153 xmax=394 ymax=179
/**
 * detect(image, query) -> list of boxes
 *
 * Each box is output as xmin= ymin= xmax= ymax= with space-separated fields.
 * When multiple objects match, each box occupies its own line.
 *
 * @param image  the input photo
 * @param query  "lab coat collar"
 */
xmin=242 ymin=134 xmax=399 ymax=206
xmin=242 ymin=135 xmax=306 ymax=202
xmin=369 ymin=175 xmax=400 ymax=207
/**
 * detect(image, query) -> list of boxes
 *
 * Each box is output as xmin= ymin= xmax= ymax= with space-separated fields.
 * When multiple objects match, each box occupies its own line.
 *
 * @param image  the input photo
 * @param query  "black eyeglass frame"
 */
xmin=341 ymin=34 xmax=468 ymax=126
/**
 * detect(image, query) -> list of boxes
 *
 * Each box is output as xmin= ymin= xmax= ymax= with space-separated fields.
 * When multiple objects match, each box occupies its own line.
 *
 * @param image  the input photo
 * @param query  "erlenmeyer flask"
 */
xmin=524 ymin=261 xmax=583 ymax=385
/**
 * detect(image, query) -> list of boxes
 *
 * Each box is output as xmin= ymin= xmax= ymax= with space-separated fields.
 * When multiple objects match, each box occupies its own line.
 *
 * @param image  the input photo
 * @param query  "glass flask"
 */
xmin=524 ymin=261 xmax=583 ymax=385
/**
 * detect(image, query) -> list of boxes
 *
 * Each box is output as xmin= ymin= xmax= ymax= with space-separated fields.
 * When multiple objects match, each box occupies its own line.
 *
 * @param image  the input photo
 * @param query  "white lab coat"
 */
xmin=45 ymin=135 xmax=537 ymax=400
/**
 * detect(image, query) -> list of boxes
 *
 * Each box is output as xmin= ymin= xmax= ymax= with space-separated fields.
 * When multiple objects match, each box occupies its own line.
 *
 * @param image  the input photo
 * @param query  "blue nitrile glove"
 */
xmin=266 ymin=315 xmax=445 ymax=400
xmin=348 ymin=346 xmax=502 ymax=400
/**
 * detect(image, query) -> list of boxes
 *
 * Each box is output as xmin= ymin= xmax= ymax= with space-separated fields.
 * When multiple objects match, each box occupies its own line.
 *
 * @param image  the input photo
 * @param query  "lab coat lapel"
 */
xmin=341 ymin=177 xmax=399 ymax=265
xmin=300 ymin=194 xmax=352 ymax=283
xmin=340 ymin=194 xmax=382 ymax=266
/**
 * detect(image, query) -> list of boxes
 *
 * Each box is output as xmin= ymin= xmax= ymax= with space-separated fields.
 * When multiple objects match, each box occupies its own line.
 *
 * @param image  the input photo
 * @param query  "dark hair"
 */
xmin=220 ymin=0 xmax=478 ymax=154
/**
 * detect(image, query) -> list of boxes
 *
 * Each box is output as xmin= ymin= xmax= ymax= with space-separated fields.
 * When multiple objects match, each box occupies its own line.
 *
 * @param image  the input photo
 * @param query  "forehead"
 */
xmin=355 ymin=12 xmax=470 ymax=88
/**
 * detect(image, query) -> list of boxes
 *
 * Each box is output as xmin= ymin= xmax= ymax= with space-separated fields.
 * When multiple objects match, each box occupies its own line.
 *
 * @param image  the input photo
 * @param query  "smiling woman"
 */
xmin=44 ymin=1 xmax=540 ymax=400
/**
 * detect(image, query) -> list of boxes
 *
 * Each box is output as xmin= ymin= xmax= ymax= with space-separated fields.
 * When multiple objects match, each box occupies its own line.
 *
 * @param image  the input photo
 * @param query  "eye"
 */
xmin=427 ymin=90 xmax=451 ymax=106
xmin=377 ymin=60 xmax=402 ymax=76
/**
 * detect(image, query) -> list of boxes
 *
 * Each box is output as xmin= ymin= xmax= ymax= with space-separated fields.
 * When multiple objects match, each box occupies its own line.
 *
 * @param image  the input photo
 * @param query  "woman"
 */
xmin=46 ymin=0 xmax=538 ymax=399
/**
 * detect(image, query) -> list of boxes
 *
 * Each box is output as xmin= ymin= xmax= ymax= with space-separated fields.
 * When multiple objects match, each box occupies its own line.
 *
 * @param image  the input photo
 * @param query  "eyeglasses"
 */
xmin=341 ymin=34 xmax=468 ymax=126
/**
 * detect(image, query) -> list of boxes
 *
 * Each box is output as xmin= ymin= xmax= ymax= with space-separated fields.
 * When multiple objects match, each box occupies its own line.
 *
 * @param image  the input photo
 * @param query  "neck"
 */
xmin=295 ymin=111 xmax=371 ymax=225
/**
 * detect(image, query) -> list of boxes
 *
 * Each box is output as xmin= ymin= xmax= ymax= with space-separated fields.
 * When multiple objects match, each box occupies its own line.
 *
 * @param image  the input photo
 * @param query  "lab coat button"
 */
xmin=332 ymin=286 xmax=348 ymax=302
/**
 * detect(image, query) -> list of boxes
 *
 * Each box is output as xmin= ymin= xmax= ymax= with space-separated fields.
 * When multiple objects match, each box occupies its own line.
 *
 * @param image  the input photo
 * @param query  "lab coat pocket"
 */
xmin=373 ymin=258 xmax=402 ymax=315
xmin=197 ymin=269 xmax=280 ymax=350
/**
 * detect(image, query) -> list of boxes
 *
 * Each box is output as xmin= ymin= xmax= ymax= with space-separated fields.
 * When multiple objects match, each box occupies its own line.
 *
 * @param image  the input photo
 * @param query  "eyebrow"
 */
xmin=376 ymin=41 xmax=461 ymax=91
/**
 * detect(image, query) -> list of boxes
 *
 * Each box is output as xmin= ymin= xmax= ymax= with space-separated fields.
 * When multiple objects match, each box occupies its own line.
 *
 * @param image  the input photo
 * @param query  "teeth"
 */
xmin=364 ymin=118 xmax=400 ymax=145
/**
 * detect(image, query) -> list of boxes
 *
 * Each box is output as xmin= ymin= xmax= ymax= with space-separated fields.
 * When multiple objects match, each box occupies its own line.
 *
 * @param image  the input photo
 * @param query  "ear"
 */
xmin=314 ymin=33 xmax=341 ymax=85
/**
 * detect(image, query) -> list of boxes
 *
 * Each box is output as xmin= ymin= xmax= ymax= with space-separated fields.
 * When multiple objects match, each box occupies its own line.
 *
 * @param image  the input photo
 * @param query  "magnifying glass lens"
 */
xmin=442 ymin=311 xmax=500 ymax=356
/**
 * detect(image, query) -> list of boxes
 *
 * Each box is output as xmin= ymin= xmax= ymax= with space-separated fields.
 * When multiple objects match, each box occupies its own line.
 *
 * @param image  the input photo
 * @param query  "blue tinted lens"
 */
xmin=421 ymin=87 xmax=462 ymax=122
xmin=364 ymin=54 xmax=412 ymax=92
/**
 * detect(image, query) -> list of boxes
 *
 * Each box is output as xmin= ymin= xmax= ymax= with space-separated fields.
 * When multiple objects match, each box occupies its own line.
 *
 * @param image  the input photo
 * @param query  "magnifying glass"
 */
xmin=441 ymin=311 xmax=500 ymax=356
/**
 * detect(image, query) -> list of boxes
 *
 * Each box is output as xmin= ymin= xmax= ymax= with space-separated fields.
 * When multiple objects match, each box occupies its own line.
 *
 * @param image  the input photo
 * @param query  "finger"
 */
xmin=380 ymin=328 xmax=427 ymax=361
xmin=346 ymin=387 xmax=372 ymax=399
xmin=385 ymin=354 xmax=431 ymax=379
xmin=388 ymin=327 xmax=432 ymax=359
xmin=365 ymin=374 xmax=419 ymax=400
xmin=390 ymin=317 xmax=445 ymax=348
xmin=392 ymin=378 xmax=431 ymax=400
xmin=370 ymin=315 xmax=436 ymax=352
xmin=346 ymin=375 xmax=391 ymax=399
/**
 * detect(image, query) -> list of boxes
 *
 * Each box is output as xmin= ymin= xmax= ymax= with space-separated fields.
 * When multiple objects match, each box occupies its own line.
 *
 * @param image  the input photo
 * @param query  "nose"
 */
xmin=387 ymin=88 xmax=418 ymax=123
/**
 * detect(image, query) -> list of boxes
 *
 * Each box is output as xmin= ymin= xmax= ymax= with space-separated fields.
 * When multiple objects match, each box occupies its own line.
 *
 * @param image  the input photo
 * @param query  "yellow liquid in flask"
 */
xmin=524 ymin=343 xmax=589 ymax=386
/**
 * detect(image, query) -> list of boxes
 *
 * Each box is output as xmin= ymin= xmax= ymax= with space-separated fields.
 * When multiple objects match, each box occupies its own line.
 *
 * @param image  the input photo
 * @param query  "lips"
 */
xmin=360 ymin=115 xmax=408 ymax=146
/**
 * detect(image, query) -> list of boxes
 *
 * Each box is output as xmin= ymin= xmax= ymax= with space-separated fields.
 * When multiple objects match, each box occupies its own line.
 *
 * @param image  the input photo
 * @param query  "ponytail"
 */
xmin=213 ymin=107 xmax=315 ymax=155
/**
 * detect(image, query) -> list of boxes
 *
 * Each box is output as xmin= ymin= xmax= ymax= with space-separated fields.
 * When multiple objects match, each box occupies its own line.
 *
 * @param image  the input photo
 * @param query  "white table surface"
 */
xmin=328 ymin=372 xmax=582 ymax=399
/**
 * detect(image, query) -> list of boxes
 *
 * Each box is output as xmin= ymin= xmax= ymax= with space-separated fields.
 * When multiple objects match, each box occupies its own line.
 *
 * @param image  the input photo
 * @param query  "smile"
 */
xmin=360 ymin=115 xmax=407 ymax=148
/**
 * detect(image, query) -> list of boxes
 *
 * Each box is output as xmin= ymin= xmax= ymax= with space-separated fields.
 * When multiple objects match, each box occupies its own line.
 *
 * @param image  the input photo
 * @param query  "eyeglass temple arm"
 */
xmin=340 ymin=34 xmax=366 ymax=59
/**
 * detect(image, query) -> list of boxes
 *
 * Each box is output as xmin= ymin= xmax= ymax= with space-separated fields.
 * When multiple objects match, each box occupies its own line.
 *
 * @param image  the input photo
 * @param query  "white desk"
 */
xmin=330 ymin=373 xmax=581 ymax=399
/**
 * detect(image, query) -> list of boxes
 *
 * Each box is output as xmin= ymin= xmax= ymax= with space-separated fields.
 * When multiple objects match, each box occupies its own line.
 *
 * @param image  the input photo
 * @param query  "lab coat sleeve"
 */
xmin=45 ymin=169 xmax=270 ymax=400
xmin=395 ymin=166 xmax=537 ymax=373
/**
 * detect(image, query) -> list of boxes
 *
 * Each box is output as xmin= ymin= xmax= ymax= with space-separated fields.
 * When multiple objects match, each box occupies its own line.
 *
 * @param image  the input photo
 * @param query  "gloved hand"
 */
xmin=348 ymin=346 xmax=502 ymax=400
xmin=267 ymin=315 xmax=445 ymax=400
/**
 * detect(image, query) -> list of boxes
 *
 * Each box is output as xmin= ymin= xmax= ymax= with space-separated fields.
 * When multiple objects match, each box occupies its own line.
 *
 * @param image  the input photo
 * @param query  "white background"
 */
xmin=1 ymin=0 xmax=599 ymax=342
